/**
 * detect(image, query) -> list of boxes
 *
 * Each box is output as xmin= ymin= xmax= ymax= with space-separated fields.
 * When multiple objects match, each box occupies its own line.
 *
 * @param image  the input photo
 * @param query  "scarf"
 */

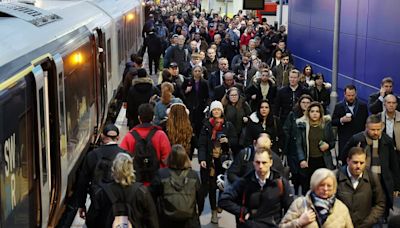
xmin=310 ymin=192 xmax=335 ymax=225
xmin=209 ymin=117 xmax=224 ymax=140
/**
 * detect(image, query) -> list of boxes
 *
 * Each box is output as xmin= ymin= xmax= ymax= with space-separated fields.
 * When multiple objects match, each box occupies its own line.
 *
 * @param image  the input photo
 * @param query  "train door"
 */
xmin=93 ymin=29 xmax=107 ymax=128
xmin=32 ymin=64 xmax=52 ymax=227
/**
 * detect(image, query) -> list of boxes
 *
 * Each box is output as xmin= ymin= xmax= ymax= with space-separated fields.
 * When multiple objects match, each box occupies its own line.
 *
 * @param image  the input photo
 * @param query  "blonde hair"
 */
xmin=112 ymin=153 xmax=136 ymax=187
xmin=310 ymin=168 xmax=337 ymax=195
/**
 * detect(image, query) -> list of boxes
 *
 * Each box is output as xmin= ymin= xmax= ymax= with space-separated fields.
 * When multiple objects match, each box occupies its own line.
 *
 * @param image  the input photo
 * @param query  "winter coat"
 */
xmin=143 ymin=32 xmax=163 ymax=56
xmin=331 ymin=99 xmax=368 ymax=155
xmin=153 ymin=97 xmax=183 ymax=125
xmin=198 ymin=119 xmax=238 ymax=181
xmin=296 ymin=116 xmax=336 ymax=170
xmin=170 ymin=45 xmax=190 ymax=74
xmin=227 ymin=146 xmax=285 ymax=184
xmin=245 ymin=80 xmax=277 ymax=112
xmin=274 ymin=85 xmax=309 ymax=123
xmin=336 ymin=166 xmax=385 ymax=228
xmin=219 ymin=170 xmax=293 ymax=227
xmin=282 ymin=111 xmax=303 ymax=174
xmin=280 ymin=192 xmax=353 ymax=228
xmin=243 ymin=113 xmax=283 ymax=153
xmin=126 ymin=77 xmax=159 ymax=128
xmin=309 ymin=86 xmax=331 ymax=113
xmin=75 ymin=144 xmax=126 ymax=208
xmin=87 ymin=181 xmax=159 ymax=228
xmin=341 ymin=131 xmax=400 ymax=208
xmin=223 ymin=96 xmax=252 ymax=137
xmin=204 ymin=58 xmax=219 ymax=76
xmin=272 ymin=63 xmax=294 ymax=88
xmin=150 ymin=168 xmax=203 ymax=228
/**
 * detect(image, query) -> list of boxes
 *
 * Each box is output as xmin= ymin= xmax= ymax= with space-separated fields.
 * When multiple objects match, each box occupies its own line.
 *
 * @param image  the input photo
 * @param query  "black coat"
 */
xmin=208 ymin=70 xmax=224 ymax=99
xmin=274 ymin=85 xmax=309 ymax=123
xmin=227 ymin=146 xmax=285 ymax=183
xmin=150 ymin=168 xmax=203 ymax=228
xmin=342 ymin=131 xmax=400 ymax=207
xmin=309 ymin=86 xmax=331 ymax=113
xmin=368 ymin=92 xmax=400 ymax=114
xmin=181 ymin=78 xmax=209 ymax=136
xmin=245 ymin=80 xmax=277 ymax=112
xmin=243 ymin=113 xmax=284 ymax=153
xmin=75 ymin=144 xmax=126 ymax=208
xmin=296 ymin=116 xmax=336 ymax=170
xmin=282 ymin=111 xmax=303 ymax=174
xmin=198 ymin=119 xmax=238 ymax=181
xmin=219 ymin=170 xmax=293 ymax=227
xmin=331 ymin=99 xmax=368 ymax=155
xmin=88 ymin=181 xmax=159 ymax=228
xmin=213 ymin=83 xmax=244 ymax=102
xmin=127 ymin=77 xmax=159 ymax=128
xmin=143 ymin=33 xmax=163 ymax=56
xmin=233 ymin=63 xmax=258 ymax=88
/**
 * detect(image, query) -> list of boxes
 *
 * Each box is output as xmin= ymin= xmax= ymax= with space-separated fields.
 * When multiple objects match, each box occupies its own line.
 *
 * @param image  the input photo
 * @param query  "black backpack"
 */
xmin=130 ymin=128 xmax=159 ymax=182
xmin=101 ymin=182 xmax=141 ymax=228
xmin=161 ymin=169 xmax=197 ymax=221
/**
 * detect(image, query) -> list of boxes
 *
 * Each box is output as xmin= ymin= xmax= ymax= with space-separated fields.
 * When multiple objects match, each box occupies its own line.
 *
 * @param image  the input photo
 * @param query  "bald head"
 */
xmin=255 ymin=133 xmax=272 ymax=150
xmin=384 ymin=94 xmax=398 ymax=113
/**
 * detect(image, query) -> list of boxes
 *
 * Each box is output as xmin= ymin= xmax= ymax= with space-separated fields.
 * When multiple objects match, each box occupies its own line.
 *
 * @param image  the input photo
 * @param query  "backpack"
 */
xmin=89 ymin=151 xmax=117 ymax=201
xmin=161 ymin=169 xmax=197 ymax=221
xmin=155 ymin=25 xmax=167 ymax=39
xmin=130 ymin=128 xmax=159 ymax=182
xmin=101 ymin=182 xmax=140 ymax=228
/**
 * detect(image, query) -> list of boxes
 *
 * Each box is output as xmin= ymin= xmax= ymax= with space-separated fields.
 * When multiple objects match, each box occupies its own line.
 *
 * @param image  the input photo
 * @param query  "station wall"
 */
xmin=287 ymin=0 xmax=400 ymax=101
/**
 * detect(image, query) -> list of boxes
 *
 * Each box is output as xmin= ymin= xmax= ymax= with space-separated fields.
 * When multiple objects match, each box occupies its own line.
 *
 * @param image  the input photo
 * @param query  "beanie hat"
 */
xmin=209 ymin=100 xmax=224 ymax=114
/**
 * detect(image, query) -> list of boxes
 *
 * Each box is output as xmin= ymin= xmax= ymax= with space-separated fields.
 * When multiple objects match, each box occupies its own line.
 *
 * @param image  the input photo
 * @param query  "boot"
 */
xmin=211 ymin=210 xmax=218 ymax=224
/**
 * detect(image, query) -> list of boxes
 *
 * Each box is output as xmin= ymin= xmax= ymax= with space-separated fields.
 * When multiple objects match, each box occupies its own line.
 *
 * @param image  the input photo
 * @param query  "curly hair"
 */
xmin=112 ymin=153 xmax=135 ymax=187
xmin=166 ymin=104 xmax=193 ymax=154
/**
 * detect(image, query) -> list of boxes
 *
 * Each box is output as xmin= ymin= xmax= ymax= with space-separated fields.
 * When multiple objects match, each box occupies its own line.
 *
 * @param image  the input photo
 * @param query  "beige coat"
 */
xmin=279 ymin=194 xmax=353 ymax=228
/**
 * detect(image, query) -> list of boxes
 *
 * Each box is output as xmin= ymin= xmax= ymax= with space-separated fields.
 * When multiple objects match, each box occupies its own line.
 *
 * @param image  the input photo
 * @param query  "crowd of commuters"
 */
xmin=72 ymin=1 xmax=400 ymax=227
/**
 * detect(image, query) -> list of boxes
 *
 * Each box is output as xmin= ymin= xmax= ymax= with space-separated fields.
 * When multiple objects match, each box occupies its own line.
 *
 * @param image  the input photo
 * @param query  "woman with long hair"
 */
xmin=283 ymin=94 xmax=313 ymax=195
xmin=221 ymin=87 xmax=252 ymax=150
xmin=300 ymin=64 xmax=314 ymax=87
xmin=151 ymin=145 xmax=204 ymax=228
xmin=280 ymin=168 xmax=353 ymax=227
xmin=244 ymin=99 xmax=283 ymax=154
xmin=268 ymin=48 xmax=283 ymax=69
xmin=296 ymin=102 xmax=335 ymax=194
xmin=154 ymin=81 xmax=183 ymax=126
xmin=198 ymin=100 xmax=237 ymax=224
xmin=309 ymin=73 xmax=331 ymax=114
xmin=89 ymin=153 xmax=159 ymax=228
xmin=166 ymin=103 xmax=193 ymax=157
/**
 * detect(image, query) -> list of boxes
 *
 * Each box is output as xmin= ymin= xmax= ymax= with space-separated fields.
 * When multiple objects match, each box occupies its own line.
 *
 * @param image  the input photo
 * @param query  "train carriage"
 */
xmin=0 ymin=0 xmax=144 ymax=227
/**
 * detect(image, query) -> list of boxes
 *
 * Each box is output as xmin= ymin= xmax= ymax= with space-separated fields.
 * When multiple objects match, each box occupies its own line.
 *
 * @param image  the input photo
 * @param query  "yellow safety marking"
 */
xmin=0 ymin=53 xmax=53 ymax=91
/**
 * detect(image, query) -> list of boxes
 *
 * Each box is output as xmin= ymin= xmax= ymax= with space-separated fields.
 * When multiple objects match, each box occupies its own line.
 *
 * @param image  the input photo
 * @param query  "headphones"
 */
xmin=166 ymin=103 xmax=190 ymax=116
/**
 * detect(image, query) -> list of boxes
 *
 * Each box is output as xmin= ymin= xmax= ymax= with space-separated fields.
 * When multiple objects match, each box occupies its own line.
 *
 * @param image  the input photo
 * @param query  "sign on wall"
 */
xmin=243 ymin=0 xmax=264 ymax=10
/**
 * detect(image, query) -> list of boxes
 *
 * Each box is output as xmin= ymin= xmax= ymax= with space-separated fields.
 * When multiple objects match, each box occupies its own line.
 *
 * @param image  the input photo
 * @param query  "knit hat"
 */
xmin=209 ymin=100 xmax=224 ymax=113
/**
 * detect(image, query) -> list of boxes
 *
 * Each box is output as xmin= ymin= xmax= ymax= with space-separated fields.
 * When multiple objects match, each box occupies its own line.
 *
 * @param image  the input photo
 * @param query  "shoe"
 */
xmin=211 ymin=210 xmax=218 ymax=224
xmin=217 ymin=207 xmax=223 ymax=213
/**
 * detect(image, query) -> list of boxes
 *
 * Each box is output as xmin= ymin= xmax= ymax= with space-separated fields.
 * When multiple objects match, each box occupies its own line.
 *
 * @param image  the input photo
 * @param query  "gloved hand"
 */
xmin=216 ymin=174 xmax=225 ymax=191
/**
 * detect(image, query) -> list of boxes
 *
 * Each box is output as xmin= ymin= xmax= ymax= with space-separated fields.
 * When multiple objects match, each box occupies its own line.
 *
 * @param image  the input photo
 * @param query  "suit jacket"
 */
xmin=208 ymin=70 xmax=224 ymax=98
xmin=331 ymin=99 xmax=368 ymax=155
xmin=368 ymin=92 xmax=400 ymax=114
xmin=342 ymin=131 xmax=400 ymax=207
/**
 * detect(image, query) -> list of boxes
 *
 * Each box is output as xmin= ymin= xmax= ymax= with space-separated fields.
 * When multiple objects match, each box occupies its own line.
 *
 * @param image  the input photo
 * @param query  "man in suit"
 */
xmin=368 ymin=77 xmax=400 ymax=114
xmin=332 ymin=84 xmax=368 ymax=157
xmin=208 ymin=58 xmax=229 ymax=99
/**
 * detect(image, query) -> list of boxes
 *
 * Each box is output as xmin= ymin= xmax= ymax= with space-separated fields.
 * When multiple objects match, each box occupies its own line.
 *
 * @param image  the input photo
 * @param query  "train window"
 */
xmin=107 ymin=38 xmax=111 ymax=79
xmin=63 ymin=39 xmax=95 ymax=161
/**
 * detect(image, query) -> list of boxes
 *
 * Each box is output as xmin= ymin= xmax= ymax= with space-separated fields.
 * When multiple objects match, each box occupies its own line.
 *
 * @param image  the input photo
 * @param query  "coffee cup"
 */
xmin=346 ymin=113 xmax=352 ymax=118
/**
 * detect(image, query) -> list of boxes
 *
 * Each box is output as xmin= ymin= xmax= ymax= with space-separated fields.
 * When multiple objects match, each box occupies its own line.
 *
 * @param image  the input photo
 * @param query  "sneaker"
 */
xmin=211 ymin=210 xmax=218 ymax=224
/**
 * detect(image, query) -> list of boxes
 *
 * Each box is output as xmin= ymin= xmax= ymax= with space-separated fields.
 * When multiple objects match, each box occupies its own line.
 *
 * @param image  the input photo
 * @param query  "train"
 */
xmin=0 ymin=0 xmax=144 ymax=227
